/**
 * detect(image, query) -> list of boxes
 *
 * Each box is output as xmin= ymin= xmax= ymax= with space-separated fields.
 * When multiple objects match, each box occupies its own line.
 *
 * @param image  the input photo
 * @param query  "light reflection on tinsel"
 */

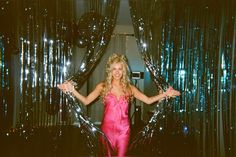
xmin=0 ymin=0 xmax=15 ymax=130
xmin=0 ymin=36 xmax=11 ymax=128
xmin=0 ymin=0 xmax=119 ymax=156
xmin=129 ymin=0 xmax=236 ymax=157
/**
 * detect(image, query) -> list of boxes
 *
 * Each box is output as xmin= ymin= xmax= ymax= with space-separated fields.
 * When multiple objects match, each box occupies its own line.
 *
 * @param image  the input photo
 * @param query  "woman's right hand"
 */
xmin=57 ymin=81 xmax=75 ymax=93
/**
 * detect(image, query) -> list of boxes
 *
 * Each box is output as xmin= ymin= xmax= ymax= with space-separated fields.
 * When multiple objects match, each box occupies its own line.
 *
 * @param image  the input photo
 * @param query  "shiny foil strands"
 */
xmin=0 ymin=0 xmax=119 ymax=156
xmin=129 ymin=0 xmax=236 ymax=157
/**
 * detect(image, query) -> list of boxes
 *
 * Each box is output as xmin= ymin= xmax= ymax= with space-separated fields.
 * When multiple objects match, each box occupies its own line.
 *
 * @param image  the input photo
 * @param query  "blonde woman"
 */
xmin=57 ymin=53 xmax=180 ymax=157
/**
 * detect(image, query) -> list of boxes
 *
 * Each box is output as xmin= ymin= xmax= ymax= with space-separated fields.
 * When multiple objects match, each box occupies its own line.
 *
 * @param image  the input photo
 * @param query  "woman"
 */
xmin=57 ymin=53 xmax=180 ymax=157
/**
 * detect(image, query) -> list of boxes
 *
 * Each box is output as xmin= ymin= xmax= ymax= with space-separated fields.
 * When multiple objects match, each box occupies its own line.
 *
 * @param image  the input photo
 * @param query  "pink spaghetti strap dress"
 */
xmin=101 ymin=92 xmax=130 ymax=157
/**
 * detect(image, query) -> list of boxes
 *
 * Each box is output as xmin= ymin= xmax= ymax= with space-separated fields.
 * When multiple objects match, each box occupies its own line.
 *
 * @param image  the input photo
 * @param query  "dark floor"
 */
xmin=0 ymin=125 xmax=196 ymax=157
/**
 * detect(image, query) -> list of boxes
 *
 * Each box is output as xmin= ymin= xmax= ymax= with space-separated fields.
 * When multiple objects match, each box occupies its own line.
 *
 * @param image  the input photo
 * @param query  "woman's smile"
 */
xmin=112 ymin=63 xmax=123 ymax=80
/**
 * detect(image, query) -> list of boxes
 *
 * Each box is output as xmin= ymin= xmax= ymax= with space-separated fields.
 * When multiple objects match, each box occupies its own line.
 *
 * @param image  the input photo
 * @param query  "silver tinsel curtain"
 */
xmin=0 ymin=0 xmax=15 ymax=129
xmin=129 ymin=0 xmax=236 ymax=157
xmin=0 ymin=0 xmax=119 ymax=130
xmin=17 ymin=0 xmax=75 ymax=128
xmin=0 ymin=1 xmax=119 ymax=156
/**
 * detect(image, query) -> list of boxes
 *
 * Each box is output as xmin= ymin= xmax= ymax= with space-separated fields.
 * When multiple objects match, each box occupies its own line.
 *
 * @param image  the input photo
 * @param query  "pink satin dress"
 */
xmin=101 ymin=92 xmax=130 ymax=157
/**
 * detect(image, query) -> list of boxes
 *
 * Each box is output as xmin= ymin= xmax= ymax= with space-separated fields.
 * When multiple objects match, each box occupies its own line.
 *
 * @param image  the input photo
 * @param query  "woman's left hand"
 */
xmin=164 ymin=86 xmax=181 ymax=98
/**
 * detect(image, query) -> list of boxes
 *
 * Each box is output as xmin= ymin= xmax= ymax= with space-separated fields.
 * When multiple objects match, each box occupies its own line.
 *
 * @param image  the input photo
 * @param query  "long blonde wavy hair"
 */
xmin=101 ymin=53 xmax=132 ymax=99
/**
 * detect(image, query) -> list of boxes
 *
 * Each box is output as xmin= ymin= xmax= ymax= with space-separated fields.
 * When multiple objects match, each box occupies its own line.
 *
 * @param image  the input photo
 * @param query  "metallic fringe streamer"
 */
xmin=129 ymin=0 xmax=236 ymax=157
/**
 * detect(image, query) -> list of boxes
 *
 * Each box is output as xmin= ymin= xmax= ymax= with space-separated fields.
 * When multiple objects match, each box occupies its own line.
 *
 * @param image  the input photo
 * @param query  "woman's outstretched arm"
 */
xmin=57 ymin=81 xmax=104 ymax=105
xmin=131 ymin=85 xmax=180 ymax=105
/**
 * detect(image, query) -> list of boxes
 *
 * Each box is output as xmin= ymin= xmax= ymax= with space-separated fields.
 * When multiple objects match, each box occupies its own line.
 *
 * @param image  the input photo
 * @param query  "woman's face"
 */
xmin=111 ymin=62 xmax=123 ymax=81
